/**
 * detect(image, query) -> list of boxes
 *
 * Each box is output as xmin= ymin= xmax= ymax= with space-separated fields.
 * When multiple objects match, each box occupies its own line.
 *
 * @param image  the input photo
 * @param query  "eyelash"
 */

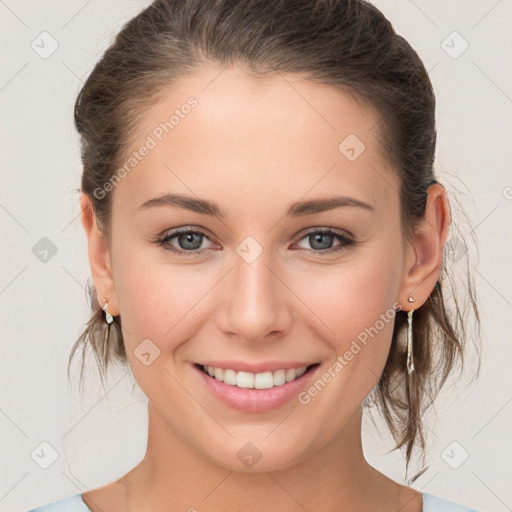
xmin=154 ymin=226 xmax=357 ymax=257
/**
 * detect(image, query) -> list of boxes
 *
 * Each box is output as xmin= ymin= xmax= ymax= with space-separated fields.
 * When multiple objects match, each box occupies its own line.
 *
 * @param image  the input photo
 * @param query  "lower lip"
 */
xmin=193 ymin=363 xmax=320 ymax=412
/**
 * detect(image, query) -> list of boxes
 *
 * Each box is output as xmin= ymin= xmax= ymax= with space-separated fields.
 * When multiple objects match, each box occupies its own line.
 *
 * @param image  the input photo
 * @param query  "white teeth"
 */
xmin=236 ymin=371 xmax=254 ymax=388
xmin=254 ymin=371 xmax=274 ymax=389
xmin=285 ymin=368 xmax=296 ymax=382
xmin=273 ymin=369 xmax=286 ymax=386
xmin=295 ymin=367 xmax=307 ymax=377
xmin=202 ymin=364 xmax=310 ymax=389
xmin=223 ymin=369 xmax=237 ymax=386
xmin=214 ymin=367 xmax=224 ymax=381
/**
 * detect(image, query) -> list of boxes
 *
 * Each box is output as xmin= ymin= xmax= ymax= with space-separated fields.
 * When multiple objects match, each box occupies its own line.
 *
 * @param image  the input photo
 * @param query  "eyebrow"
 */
xmin=137 ymin=193 xmax=375 ymax=218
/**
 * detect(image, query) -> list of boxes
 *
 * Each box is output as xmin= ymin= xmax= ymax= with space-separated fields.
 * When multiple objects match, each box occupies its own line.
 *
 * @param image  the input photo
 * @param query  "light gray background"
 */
xmin=1 ymin=1 xmax=511 ymax=511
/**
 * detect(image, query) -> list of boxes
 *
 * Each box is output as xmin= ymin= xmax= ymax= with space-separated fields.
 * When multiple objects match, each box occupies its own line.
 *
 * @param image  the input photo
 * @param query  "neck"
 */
xmin=120 ymin=403 xmax=409 ymax=512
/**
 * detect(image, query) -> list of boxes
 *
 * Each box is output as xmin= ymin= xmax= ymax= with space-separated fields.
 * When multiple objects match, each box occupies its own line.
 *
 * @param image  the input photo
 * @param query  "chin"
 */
xmin=198 ymin=431 xmax=316 ymax=473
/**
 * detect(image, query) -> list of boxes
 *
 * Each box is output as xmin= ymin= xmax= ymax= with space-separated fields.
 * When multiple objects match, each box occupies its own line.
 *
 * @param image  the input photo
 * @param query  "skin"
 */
xmin=80 ymin=66 xmax=450 ymax=512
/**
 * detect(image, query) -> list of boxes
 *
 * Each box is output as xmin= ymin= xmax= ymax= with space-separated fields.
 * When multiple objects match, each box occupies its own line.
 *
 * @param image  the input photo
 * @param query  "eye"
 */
xmin=293 ymin=228 xmax=356 ymax=254
xmin=156 ymin=227 xmax=214 ymax=256
xmin=154 ymin=226 xmax=357 ymax=258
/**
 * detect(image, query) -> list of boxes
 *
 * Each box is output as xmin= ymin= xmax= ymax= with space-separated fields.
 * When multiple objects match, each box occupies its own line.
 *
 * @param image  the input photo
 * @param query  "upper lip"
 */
xmin=195 ymin=361 xmax=318 ymax=373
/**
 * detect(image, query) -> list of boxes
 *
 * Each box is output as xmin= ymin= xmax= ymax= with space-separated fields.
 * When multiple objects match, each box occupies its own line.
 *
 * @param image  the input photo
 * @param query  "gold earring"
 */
xmin=406 ymin=299 xmax=415 ymax=374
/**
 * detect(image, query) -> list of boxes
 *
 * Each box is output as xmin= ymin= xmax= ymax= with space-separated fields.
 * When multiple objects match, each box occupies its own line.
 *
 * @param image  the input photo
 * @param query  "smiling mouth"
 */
xmin=194 ymin=363 xmax=320 ymax=390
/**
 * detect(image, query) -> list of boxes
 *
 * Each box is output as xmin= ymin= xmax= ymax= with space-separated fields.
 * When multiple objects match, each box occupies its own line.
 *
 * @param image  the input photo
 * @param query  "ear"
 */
xmin=397 ymin=183 xmax=451 ymax=309
xmin=80 ymin=192 xmax=119 ymax=315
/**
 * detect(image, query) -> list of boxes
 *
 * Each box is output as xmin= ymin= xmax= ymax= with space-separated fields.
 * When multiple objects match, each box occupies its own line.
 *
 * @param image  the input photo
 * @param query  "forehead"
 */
xmin=113 ymin=66 xmax=398 ymax=216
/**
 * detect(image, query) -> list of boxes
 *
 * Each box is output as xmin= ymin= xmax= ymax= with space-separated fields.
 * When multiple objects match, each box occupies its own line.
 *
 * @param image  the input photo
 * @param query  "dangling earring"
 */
xmin=102 ymin=298 xmax=114 ymax=324
xmin=101 ymin=298 xmax=115 ymax=361
xmin=406 ymin=296 xmax=415 ymax=374
xmin=102 ymin=298 xmax=114 ymax=348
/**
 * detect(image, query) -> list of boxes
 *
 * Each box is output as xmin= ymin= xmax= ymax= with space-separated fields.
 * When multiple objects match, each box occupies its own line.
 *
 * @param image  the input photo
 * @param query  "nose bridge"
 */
xmin=217 ymin=241 xmax=291 ymax=342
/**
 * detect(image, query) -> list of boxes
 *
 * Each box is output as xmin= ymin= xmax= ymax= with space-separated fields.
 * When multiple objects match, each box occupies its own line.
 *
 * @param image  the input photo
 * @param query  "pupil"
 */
xmin=180 ymin=232 xmax=202 ymax=250
xmin=311 ymin=233 xmax=333 ymax=250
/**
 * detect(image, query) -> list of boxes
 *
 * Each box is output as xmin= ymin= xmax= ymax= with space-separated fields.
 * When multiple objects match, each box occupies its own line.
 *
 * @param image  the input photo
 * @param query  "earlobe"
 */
xmin=79 ymin=192 xmax=119 ymax=315
xmin=398 ymin=183 xmax=451 ymax=308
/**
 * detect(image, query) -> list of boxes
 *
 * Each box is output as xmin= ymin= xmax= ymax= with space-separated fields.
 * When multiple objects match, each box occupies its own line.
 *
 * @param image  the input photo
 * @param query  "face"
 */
xmin=105 ymin=67 xmax=409 ymax=471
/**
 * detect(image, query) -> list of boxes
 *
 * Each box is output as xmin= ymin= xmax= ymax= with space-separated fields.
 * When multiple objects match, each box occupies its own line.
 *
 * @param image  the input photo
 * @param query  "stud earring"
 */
xmin=407 ymin=296 xmax=416 ymax=303
xmin=406 ymin=305 xmax=415 ymax=374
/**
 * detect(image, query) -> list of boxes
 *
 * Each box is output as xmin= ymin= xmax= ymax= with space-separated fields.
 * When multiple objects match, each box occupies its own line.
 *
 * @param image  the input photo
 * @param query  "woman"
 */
xmin=27 ymin=0 xmax=482 ymax=510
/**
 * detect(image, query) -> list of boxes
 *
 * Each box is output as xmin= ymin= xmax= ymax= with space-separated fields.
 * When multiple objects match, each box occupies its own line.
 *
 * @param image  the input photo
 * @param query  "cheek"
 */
xmin=289 ymin=251 xmax=402 ymax=417
xmin=296 ymin=241 xmax=402 ymax=369
xmin=111 ymin=239 xmax=206 ymax=352
xmin=112 ymin=249 xmax=212 ymax=397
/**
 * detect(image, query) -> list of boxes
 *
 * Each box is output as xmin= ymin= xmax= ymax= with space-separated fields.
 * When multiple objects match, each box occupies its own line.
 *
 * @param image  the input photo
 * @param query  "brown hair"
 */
xmin=68 ymin=0 xmax=481 ymax=480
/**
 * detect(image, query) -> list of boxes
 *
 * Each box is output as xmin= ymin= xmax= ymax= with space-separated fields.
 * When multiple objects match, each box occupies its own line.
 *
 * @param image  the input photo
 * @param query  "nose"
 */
xmin=215 ymin=247 xmax=293 ymax=344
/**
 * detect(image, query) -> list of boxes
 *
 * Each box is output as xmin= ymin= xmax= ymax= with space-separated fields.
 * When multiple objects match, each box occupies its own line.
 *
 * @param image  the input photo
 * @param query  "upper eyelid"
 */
xmin=298 ymin=226 xmax=353 ymax=239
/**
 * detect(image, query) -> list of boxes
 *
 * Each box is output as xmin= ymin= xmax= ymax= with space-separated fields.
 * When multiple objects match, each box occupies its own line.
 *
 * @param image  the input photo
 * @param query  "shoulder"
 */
xmin=422 ymin=492 xmax=481 ymax=512
xmin=24 ymin=493 xmax=91 ymax=512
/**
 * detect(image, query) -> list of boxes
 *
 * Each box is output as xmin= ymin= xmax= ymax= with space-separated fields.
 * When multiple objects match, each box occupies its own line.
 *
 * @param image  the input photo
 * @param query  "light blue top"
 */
xmin=25 ymin=491 xmax=481 ymax=511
